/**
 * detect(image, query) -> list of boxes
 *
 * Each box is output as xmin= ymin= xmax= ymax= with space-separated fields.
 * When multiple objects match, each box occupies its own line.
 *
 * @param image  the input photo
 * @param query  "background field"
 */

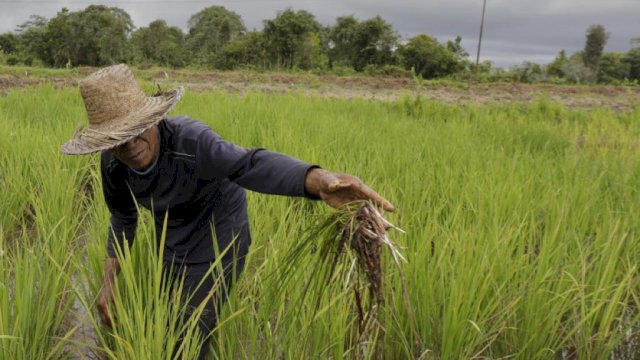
xmin=0 ymin=78 xmax=639 ymax=359
xmin=2 ymin=65 xmax=640 ymax=111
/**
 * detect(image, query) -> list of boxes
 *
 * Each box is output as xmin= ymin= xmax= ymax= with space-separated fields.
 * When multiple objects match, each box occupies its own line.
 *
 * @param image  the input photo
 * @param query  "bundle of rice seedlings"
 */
xmin=276 ymin=200 xmax=406 ymax=356
xmin=341 ymin=201 xmax=405 ymax=308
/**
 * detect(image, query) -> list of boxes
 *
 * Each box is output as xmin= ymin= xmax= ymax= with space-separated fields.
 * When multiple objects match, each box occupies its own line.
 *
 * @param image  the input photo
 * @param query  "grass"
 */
xmin=0 ymin=82 xmax=638 ymax=359
xmin=0 ymin=86 xmax=92 ymax=358
xmin=80 ymin=209 xmax=216 ymax=360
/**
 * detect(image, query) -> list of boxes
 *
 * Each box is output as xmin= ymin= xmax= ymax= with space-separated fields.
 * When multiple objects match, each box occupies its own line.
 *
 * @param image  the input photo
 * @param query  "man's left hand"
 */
xmin=305 ymin=168 xmax=395 ymax=212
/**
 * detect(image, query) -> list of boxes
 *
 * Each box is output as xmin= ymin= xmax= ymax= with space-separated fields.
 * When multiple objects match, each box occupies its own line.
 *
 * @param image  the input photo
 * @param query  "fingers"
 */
xmin=327 ymin=180 xmax=350 ymax=192
xmin=324 ymin=171 xmax=345 ymax=192
xmin=96 ymin=287 xmax=116 ymax=328
xmin=327 ymin=174 xmax=395 ymax=212
xmin=102 ymin=313 xmax=113 ymax=328
xmin=97 ymin=302 xmax=113 ymax=328
xmin=358 ymin=183 xmax=395 ymax=212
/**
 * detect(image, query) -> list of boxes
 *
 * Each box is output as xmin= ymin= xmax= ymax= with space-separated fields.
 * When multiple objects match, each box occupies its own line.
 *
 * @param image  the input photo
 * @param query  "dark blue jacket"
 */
xmin=101 ymin=116 xmax=316 ymax=264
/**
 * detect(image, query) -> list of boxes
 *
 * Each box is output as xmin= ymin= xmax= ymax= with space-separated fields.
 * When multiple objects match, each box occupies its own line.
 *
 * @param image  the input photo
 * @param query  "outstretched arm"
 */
xmin=195 ymin=128 xmax=394 ymax=210
xmin=304 ymin=168 xmax=395 ymax=212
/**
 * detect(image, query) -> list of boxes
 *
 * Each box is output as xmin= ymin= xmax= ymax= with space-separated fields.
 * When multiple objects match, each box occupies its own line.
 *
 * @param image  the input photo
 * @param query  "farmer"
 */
xmin=60 ymin=64 xmax=394 ymax=359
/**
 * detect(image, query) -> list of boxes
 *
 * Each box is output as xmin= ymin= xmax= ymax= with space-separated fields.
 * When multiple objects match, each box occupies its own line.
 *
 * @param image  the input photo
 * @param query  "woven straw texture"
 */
xmin=60 ymin=64 xmax=184 ymax=155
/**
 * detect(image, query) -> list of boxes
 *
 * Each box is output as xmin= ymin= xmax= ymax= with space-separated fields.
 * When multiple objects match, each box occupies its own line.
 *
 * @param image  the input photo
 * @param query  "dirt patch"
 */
xmin=2 ymin=70 xmax=639 ymax=111
xmin=0 ymin=74 xmax=77 ymax=94
xmin=0 ymin=74 xmax=37 ymax=93
xmin=157 ymin=72 xmax=640 ymax=110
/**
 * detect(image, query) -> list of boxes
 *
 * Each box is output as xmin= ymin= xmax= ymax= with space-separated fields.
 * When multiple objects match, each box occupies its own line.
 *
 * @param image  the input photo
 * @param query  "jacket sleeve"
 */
xmin=196 ymin=128 xmax=318 ymax=197
xmin=101 ymin=156 xmax=139 ymax=258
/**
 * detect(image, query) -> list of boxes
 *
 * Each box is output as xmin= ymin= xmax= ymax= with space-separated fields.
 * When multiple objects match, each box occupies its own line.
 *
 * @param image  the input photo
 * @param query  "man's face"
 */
xmin=109 ymin=126 xmax=160 ymax=171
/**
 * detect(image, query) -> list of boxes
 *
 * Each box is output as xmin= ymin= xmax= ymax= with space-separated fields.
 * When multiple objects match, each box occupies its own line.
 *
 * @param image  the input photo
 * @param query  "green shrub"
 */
xmin=363 ymin=64 xmax=412 ymax=78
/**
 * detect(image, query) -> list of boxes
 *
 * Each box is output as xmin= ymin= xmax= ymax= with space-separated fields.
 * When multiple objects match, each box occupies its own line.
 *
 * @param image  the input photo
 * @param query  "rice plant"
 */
xmin=0 ymin=84 xmax=638 ymax=359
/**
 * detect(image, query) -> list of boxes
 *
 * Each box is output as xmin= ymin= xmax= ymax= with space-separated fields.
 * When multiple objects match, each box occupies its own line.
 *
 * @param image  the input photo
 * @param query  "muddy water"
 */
xmin=67 ymin=281 xmax=100 ymax=360
xmin=611 ymin=308 xmax=640 ymax=360
xmin=559 ymin=308 xmax=639 ymax=360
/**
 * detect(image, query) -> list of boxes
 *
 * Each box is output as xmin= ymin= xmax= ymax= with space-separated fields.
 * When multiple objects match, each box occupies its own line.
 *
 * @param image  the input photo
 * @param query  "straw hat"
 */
xmin=60 ymin=64 xmax=184 ymax=155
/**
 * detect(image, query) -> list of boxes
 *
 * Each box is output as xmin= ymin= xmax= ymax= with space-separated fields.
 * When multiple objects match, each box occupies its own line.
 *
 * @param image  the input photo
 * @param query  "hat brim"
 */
xmin=60 ymin=87 xmax=184 ymax=155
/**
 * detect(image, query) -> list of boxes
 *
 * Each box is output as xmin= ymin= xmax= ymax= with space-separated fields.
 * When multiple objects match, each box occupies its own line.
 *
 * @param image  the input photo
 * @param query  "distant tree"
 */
xmin=262 ymin=8 xmax=322 ymax=69
xmin=476 ymin=60 xmax=493 ymax=74
xmin=446 ymin=35 xmax=469 ymax=58
xmin=562 ymin=52 xmax=595 ymax=83
xmin=328 ymin=15 xmax=359 ymax=67
xmin=297 ymin=32 xmax=328 ymax=70
xmin=14 ymin=15 xmax=49 ymax=65
xmin=44 ymin=8 xmax=75 ymax=67
xmin=216 ymin=31 xmax=268 ymax=69
xmin=0 ymin=33 xmax=18 ymax=54
xmin=511 ymin=61 xmax=544 ymax=83
xmin=397 ymin=34 xmax=462 ymax=78
xmin=625 ymin=47 xmax=640 ymax=81
xmin=131 ymin=20 xmax=186 ymax=67
xmin=446 ymin=35 xmax=471 ymax=73
xmin=187 ymin=6 xmax=245 ymax=66
xmin=15 ymin=14 xmax=47 ymax=33
xmin=41 ymin=6 xmax=133 ymax=66
xmin=626 ymin=38 xmax=640 ymax=76
xmin=583 ymin=24 xmax=609 ymax=69
xmin=95 ymin=6 xmax=134 ymax=64
xmin=545 ymin=49 xmax=567 ymax=78
xmin=597 ymin=52 xmax=630 ymax=83
xmin=351 ymin=16 xmax=398 ymax=71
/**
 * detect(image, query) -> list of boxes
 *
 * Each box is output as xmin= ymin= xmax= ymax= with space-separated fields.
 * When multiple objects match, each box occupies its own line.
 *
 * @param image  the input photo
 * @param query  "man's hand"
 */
xmin=96 ymin=258 xmax=120 ymax=328
xmin=304 ymin=168 xmax=395 ymax=212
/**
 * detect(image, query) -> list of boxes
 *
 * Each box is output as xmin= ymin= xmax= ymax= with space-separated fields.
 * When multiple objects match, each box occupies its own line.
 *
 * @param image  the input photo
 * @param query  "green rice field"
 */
xmin=0 ymin=82 xmax=639 ymax=359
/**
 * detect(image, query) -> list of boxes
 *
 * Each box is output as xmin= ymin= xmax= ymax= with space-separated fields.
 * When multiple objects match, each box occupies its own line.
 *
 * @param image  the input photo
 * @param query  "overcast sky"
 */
xmin=0 ymin=0 xmax=638 ymax=68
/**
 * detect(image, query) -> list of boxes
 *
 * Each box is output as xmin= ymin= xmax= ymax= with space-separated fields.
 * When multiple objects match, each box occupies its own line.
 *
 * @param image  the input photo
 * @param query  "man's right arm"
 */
xmin=96 ymin=257 xmax=120 ymax=328
xmin=99 ymin=154 xmax=138 ymax=327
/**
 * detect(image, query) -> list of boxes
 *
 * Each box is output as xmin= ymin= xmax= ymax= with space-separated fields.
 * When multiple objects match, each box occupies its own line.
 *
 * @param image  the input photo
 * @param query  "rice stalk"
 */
xmin=276 ymin=200 xmax=406 ymax=358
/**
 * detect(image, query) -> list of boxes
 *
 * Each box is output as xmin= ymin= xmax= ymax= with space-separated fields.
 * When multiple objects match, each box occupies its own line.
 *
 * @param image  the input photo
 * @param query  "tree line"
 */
xmin=512 ymin=25 xmax=640 ymax=84
xmin=0 ymin=5 xmax=638 ymax=84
